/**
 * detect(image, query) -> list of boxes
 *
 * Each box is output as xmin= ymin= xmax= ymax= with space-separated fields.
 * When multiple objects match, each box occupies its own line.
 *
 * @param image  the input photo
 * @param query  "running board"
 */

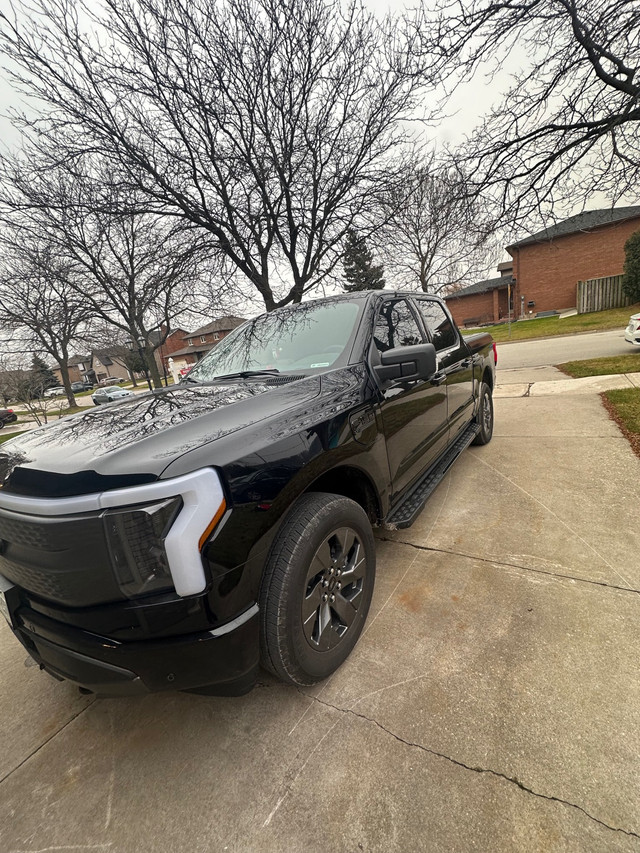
xmin=384 ymin=423 xmax=480 ymax=529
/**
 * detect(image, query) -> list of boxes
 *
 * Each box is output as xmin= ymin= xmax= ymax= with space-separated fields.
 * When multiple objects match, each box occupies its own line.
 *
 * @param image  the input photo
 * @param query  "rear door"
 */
xmin=373 ymin=297 xmax=449 ymax=499
xmin=413 ymin=297 xmax=475 ymax=440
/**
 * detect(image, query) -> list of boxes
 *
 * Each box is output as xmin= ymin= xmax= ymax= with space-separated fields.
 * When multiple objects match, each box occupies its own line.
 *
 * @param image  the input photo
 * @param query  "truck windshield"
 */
xmin=186 ymin=300 xmax=362 ymax=382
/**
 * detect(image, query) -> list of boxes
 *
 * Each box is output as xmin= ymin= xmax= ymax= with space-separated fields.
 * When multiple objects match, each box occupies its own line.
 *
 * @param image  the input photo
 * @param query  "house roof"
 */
xmin=507 ymin=206 xmax=640 ymax=250
xmin=444 ymin=276 xmax=510 ymax=300
xmin=67 ymin=354 xmax=91 ymax=367
xmin=186 ymin=316 xmax=246 ymax=339
xmin=167 ymin=344 xmax=211 ymax=359
xmin=92 ymin=346 xmax=129 ymax=366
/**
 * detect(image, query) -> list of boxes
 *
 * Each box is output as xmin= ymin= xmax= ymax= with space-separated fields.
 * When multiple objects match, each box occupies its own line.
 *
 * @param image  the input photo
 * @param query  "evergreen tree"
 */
xmin=623 ymin=230 xmax=640 ymax=303
xmin=31 ymin=354 xmax=58 ymax=389
xmin=342 ymin=230 xmax=385 ymax=292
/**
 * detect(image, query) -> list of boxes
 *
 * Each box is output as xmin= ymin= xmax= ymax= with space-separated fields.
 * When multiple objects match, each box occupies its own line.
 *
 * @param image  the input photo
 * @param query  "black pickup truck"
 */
xmin=0 ymin=291 xmax=496 ymax=696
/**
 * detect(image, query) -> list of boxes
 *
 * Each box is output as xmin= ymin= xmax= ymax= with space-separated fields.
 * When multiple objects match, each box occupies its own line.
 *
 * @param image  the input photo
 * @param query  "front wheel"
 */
xmin=472 ymin=380 xmax=493 ymax=445
xmin=260 ymin=492 xmax=376 ymax=686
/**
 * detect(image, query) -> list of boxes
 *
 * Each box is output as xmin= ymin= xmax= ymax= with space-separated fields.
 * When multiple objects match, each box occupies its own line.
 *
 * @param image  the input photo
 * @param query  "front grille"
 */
xmin=0 ymin=558 xmax=69 ymax=600
xmin=0 ymin=514 xmax=59 ymax=549
xmin=0 ymin=508 xmax=122 ymax=606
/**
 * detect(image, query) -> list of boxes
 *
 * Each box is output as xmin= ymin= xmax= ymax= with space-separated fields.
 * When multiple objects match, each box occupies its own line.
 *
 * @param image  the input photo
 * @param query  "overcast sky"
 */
xmin=0 ymin=0 xmax=570 ymax=292
xmin=0 ymin=0 xmax=511 ymax=150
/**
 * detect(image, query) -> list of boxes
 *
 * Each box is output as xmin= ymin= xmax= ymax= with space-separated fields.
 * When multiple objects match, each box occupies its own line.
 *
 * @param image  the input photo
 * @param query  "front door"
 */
xmin=373 ymin=298 xmax=449 ymax=501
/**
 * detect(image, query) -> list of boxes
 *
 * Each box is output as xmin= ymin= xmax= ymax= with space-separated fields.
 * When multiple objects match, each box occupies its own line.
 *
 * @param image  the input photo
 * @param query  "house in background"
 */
xmin=444 ymin=263 xmax=514 ymax=328
xmin=506 ymin=206 xmax=640 ymax=317
xmin=165 ymin=316 xmax=246 ymax=381
xmin=445 ymin=206 xmax=640 ymax=326
xmin=91 ymin=348 xmax=132 ymax=384
xmin=147 ymin=327 xmax=190 ymax=382
xmin=52 ymin=355 xmax=92 ymax=386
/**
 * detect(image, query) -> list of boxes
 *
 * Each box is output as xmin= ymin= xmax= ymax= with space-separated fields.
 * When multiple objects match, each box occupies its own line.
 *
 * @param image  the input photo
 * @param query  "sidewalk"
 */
xmin=496 ymin=366 xmax=640 ymax=398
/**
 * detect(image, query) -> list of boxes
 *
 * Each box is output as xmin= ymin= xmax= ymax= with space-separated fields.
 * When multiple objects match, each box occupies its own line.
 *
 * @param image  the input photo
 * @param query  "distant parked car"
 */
xmin=624 ymin=312 xmax=640 ymax=346
xmin=70 ymin=381 xmax=93 ymax=393
xmin=92 ymin=387 xmax=135 ymax=405
xmin=0 ymin=408 xmax=17 ymax=428
xmin=99 ymin=377 xmax=125 ymax=386
xmin=43 ymin=386 xmax=66 ymax=398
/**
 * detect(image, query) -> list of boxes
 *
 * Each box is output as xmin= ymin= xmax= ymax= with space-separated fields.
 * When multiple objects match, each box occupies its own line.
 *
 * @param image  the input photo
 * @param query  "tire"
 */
xmin=472 ymin=380 xmax=493 ymax=445
xmin=260 ymin=492 xmax=376 ymax=686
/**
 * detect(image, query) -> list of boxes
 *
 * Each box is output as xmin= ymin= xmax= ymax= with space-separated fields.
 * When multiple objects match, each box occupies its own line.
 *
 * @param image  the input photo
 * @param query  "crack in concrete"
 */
xmin=0 ymin=699 xmax=96 ymax=786
xmin=377 ymin=537 xmax=640 ymax=596
xmin=306 ymin=693 xmax=640 ymax=840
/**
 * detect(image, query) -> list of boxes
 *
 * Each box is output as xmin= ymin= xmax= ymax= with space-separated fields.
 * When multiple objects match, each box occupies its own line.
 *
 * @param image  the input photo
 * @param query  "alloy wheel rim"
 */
xmin=301 ymin=526 xmax=367 ymax=651
xmin=482 ymin=391 xmax=492 ymax=433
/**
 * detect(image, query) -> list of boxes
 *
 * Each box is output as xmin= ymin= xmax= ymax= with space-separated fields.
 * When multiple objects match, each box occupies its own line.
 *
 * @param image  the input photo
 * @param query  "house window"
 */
xmin=187 ymin=338 xmax=193 ymax=347
xmin=213 ymin=332 xmax=219 ymax=341
xmin=200 ymin=335 xmax=207 ymax=343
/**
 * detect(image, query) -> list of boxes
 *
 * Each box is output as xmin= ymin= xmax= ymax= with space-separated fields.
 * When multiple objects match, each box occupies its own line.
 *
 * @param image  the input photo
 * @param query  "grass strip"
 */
xmin=601 ymin=388 xmax=640 ymax=460
xmin=557 ymin=352 xmax=640 ymax=378
xmin=462 ymin=303 xmax=640 ymax=343
xmin=0 ymin=431 xmax=22 ymax=445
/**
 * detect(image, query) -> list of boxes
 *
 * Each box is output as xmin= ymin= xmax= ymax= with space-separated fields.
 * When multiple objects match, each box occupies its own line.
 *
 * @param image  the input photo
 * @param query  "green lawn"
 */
xmin=557 ymin=352 xmax=640 ymax=378
xmin=602 ymin=388 xmax=640 ymax=459
xmin=0 ymin=431 xmax=22 ymax=444
xmin=462 ymin=303 xmax=639 ymax=343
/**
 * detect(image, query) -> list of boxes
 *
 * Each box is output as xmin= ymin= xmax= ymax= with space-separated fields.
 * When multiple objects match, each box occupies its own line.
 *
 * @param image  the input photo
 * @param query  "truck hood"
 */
xmin=0 ymin=377 xmax=322 ymax=497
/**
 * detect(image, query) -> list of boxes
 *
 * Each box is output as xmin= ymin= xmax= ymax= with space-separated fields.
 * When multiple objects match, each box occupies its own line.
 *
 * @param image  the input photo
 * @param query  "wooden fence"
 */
xmin=576 ymin=275 xmax=631 ymax=314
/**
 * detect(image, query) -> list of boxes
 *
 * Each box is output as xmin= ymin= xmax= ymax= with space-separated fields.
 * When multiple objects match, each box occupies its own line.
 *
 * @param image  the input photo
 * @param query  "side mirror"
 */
xmin=373 ymin=343 xmax=437 ymax=383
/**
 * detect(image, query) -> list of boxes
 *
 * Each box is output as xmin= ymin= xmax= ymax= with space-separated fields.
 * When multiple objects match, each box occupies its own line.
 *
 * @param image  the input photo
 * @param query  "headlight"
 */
xmin=104 ymin=497 xmax=182 ymax=598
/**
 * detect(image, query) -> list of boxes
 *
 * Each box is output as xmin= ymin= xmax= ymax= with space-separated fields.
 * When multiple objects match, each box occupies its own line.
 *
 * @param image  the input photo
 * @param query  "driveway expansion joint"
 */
xmin=304 ymin=692 xmax=640 ymax=840
xmin=0 ymin=698 xmax=96 ymax=786
xmin=377 ymin=537 xmax=640 ymax=596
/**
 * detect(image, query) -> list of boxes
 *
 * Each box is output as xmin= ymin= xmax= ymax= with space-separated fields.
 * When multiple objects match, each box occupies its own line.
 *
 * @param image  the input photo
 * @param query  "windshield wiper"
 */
xmin=180 ymin=376 xmax=200 ymax=384
xmin=211 ymin=369 xmax=281 ymax=381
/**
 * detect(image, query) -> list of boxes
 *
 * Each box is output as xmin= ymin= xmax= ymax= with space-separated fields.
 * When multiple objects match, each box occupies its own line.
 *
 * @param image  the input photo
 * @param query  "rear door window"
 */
xmin=415 ymin=299 xmax=458 ymax=351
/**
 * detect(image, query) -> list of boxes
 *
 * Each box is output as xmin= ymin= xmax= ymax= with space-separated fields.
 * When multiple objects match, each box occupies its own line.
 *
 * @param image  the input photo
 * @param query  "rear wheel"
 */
xmin=472 ymin=381 xmax=493 ymax=445
xmin=260 ymin=492 xmax=376 ymax=686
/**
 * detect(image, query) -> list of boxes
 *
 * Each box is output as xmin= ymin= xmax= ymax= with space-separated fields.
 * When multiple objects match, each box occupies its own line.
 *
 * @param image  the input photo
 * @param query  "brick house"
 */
xmin=445 ymin=263 xmax=514 ymax=328
xmin=506 ymin=207 xmax=640 ymax=317
xmin=148 ymin=328 xmax=190 ymax=381
xmin=165 ymin=316 xmax=246 ymax=380
xmin=445 ymin=206 xmax=640 ymax=326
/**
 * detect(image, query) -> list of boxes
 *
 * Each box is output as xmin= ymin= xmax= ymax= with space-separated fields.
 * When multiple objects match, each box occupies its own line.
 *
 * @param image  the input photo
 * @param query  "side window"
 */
xmin=374 ymin=300 xmax=422 ymax=352
xmin=416 ymin=299 xmax=457 ymax=351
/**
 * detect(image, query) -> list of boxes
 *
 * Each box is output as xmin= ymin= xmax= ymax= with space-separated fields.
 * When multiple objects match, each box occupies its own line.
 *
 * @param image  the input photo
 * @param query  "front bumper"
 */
xmin=5 ymin=593 xmax=260 ymax=696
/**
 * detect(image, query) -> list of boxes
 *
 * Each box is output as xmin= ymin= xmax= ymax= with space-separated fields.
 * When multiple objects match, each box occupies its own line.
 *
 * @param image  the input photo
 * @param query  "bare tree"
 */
xmin=413 ymin=0 xmax=640 ymax=221
xmin=0 ymin=151 xmax=215 ymax=388
xmin=0 ymin=0 xmax=434 ymax=310
xmin=0 ymin=234 xmax=93 ymax=407
xmin=380 ymin=156 xmax=496 ymax=294
xmin=0 ymin=360 xmax=67 ymax=427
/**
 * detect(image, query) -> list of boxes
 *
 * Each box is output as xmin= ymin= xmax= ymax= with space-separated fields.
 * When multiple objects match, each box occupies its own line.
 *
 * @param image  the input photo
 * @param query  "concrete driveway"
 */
xmin=1 ymin=386 xmax=639 ymax=852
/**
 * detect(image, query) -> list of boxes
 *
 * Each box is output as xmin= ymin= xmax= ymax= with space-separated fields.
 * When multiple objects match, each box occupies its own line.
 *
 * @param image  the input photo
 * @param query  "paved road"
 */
xmin=497 ymin=328 xmax=631 ymax=369
xmin=1 ymin=393 xmax=639 ymax=852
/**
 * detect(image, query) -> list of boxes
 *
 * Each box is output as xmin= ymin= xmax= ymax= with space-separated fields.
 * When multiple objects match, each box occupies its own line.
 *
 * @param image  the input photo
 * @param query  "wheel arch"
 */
xmin=482 ymin=366 xmax=494 ymax=390
xmin=303 ymin=465 xmax=383 ymax=526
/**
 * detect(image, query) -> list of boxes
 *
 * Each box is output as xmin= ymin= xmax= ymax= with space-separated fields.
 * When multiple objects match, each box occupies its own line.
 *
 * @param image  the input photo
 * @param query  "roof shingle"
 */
xmin=507 ymin=206 xmax=640 ymax=250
